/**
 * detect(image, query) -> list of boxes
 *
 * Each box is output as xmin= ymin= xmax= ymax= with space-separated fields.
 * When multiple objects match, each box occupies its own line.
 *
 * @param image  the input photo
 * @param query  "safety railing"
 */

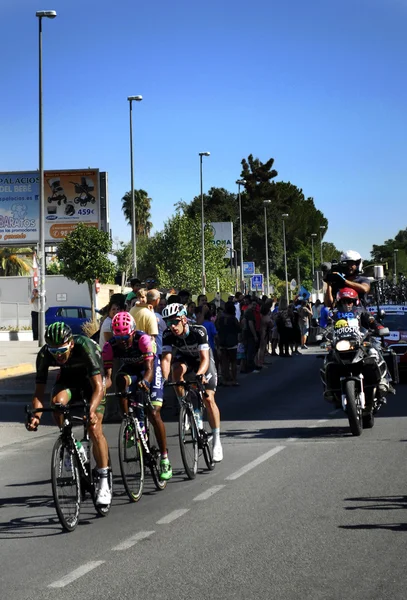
xmin=0 ymin=302 xmax=31 ymax=329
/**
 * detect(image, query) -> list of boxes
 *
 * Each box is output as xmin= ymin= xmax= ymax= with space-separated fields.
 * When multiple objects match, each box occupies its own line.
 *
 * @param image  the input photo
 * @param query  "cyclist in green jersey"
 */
xmin=26 ymin=322 xmax=111 ymax=506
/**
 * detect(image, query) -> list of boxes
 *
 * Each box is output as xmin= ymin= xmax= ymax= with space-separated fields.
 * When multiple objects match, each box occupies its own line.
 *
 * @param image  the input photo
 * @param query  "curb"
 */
xmin=0 ymin=363 xmax=35 ymax=379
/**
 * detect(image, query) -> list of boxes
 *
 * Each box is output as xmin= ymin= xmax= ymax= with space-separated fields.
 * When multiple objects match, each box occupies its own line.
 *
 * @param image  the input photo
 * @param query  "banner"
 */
xmin=0 ymin=172 xmax=40 ymax=244
xmin=44 ymin=169 xmax=100 ymax=241
xmin=0 ymin=169 xmax=100 ymax=245
xmin=210 ymin=222 xmax=233 ymax=259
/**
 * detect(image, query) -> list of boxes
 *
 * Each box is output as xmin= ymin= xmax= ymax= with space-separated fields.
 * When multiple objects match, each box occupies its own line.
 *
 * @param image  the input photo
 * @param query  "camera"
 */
xmin=320 ymin=259 xmax=347 ymax=284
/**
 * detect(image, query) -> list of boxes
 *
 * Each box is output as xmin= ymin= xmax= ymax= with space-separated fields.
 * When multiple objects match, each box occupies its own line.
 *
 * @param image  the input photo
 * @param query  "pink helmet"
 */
xmin=112 ymin=312 xmax=136 ymax=336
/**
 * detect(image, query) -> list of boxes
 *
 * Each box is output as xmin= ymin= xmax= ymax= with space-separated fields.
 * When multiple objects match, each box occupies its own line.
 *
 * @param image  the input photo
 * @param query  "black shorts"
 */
xmin=172 ymin=354 xmax=217 ymax=392
xmin=51 ymin=374 xmax=106 ymax=415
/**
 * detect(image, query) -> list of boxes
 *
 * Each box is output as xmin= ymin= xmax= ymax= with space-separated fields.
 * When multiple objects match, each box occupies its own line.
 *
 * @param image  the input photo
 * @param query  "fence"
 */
xmin=0 ymin=302 xmax=31 ymax=329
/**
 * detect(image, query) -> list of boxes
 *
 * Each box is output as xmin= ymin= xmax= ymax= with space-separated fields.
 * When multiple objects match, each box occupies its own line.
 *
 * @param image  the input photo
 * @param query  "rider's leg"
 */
xmin=50 ymin=385 xmax=71 ymax=428
xmin=172 ymin=362 xmax=188 ymax=402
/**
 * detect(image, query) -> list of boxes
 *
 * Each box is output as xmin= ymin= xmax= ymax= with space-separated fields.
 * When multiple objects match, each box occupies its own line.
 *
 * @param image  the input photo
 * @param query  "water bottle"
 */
xmin=136 ymin=403 xmax=146 ymax=436
xmin=75 ymin=440 xmax=87 ymax=464
xmin=81 ymin=440 xmax=90 ymax=462
xmin=194 ymin=408 xmax=203 ymax=430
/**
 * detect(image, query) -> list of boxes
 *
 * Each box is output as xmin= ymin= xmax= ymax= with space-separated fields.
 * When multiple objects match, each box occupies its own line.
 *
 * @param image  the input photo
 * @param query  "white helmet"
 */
xmin=162 ymin=303 xmax=187 ymax=320
xmin=341 ymin=250 xmax=363 ymax=271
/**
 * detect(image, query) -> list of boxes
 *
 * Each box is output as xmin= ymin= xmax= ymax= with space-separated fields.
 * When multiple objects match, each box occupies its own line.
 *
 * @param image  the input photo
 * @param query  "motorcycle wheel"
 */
xmin=345 ymin=379 xmax=363 ymax=436
xmin=362 ymin=412 xmax=374 ymax=429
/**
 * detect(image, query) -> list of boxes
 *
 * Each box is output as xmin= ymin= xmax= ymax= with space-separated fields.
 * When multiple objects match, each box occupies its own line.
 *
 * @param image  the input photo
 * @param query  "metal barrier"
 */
xmin=0 ymin=302 xmax=31 ymax=329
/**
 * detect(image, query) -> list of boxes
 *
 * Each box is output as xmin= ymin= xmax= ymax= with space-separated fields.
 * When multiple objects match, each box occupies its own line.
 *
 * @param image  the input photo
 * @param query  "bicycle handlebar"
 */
xmin=165 ymin=378 xmax=208 ymax=397
xmin=25 ymin=402 xmax=89 ymax=431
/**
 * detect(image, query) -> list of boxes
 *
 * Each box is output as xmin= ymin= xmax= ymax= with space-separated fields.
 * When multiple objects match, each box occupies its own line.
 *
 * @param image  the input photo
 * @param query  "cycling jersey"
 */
xmin=35 ymin=335 xmax=103 ymax=385
xmin=102 ymin=330 xmax=155 ymax=372
xmin=162 ymin=324 xmax=210 ymax=358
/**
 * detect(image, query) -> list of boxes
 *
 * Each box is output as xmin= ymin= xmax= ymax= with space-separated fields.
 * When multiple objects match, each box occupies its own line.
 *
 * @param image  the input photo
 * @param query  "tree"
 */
xmin=149 ymin=213 xmax=235 ymax=294
xmin=114 ymin=236 xmax=155 ymax=285
xmin=371 ymin=228 xmax=407 ymax=279
xmin=121 ymin=189 xmax=153 ymax=236
xmin=0 ymin=247 xmax=32 ymax=276
xmin=57 ymin=224 xmax=115 ymax=319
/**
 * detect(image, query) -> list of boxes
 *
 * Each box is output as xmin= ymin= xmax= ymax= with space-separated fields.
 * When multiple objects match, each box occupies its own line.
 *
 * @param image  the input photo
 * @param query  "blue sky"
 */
xmin=2 ymin=0 xmax=406 ymax=263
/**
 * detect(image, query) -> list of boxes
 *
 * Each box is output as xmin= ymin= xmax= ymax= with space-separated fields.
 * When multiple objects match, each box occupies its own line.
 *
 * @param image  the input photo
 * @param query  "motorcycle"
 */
xmin=320 ymin=315 xmax=390 ymax=436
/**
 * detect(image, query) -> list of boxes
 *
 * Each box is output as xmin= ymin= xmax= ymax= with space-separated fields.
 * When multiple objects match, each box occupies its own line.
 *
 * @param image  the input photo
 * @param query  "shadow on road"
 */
xmin=339 ymin=494 xmax=407 ymax=532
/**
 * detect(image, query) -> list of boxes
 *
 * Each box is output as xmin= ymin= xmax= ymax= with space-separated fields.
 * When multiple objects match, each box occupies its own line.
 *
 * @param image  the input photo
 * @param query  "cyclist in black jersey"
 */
xmin=161 ymin=303 xmax=223 ymax=462
xmin=26 ymin=322 xmax=111 ymax=506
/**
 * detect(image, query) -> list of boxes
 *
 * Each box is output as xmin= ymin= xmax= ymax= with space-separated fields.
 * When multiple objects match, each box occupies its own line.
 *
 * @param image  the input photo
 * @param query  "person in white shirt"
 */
xmin=30 ymin=288 xmax=40 ymax=340
xmin=99 ymin=300 xmax=121 ymax=347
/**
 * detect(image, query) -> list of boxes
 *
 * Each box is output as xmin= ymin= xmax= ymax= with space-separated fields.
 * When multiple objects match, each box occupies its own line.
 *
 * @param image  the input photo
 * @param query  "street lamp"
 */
xmin=236 ymin=179 xmax=246 ymax=292
xmin=199 ymin=152 xmax=210 ymax=294
xmin=263 ymin=200 xmax=271 ymax=296
xmin=36 ymin=9 xmax=57 ymax=347
xmin=319 ymin=225 xmax=326 ymax=264
xmin=128 ymin=94 xmax=143 ymax=277
xmin=282 ymin=214 xmax=289 ymax=303
xmin=311 ymin=233 xmax=318 ymax=297
xmin=394 ymin=248 xmax=399 ymax=285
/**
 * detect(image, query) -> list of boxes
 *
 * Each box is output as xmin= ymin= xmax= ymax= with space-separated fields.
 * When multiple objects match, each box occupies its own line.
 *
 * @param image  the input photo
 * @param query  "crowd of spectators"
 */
xmin=95 ymin=277 xmax=326 ymax=385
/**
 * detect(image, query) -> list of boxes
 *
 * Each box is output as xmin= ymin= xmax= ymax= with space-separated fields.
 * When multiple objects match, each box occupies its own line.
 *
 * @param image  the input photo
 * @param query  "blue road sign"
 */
xmin=250 ymin=274 xmax=263 ymax=290
xmin=243 ymin=261 xmax=255 ymax=276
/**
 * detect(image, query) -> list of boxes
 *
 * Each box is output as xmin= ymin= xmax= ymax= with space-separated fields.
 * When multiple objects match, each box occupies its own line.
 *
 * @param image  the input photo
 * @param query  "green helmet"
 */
xmin=45 ymin=322 xmax=73 ymax=346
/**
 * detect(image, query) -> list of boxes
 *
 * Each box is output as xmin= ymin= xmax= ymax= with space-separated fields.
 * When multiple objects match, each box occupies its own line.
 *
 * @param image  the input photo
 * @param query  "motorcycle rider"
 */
xmin=325 ymin=287 xmax=395 ymax=402
xmin=324 ymin=250 xmax=371 ymax=308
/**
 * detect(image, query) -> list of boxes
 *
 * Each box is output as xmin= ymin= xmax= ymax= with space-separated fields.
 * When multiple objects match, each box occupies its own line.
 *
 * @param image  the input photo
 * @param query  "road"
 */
xmin=1 ymin=353 xmax=406 ymax=600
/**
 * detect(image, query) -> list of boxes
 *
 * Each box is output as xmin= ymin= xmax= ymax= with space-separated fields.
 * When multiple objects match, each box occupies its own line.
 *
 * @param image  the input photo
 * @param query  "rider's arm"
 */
xmin=28 ymin=348 xmax=50 ymax=429
xmin=161 ymin=351 xmax=172 ymax=380
xmin=324 ymin=283 xmax=334 ymax=308
xmin=342 ymin=278 xmax=370 ymax=296
xmin=142 ymin=356 xmax=154 ymax=386
xmin=196 ymin=348 xmax=210 ymax=376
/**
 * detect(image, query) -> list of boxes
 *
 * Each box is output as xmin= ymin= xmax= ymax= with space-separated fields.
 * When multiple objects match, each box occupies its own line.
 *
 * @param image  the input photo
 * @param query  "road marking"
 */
xmin=157 ymin=508 xmax=189 ymax=524
xmin=48 ymin=561 xmax=105 ymax=588
xmin=193 ymin=485 xmax=225 ymax=501
xmin=225 ymin=446 xmax=285 ymax=481
xmin=112 ymin=530 xmax=155 ymax=551
xmin=287 ymin=437 xmax=298 ymax=442
xmin=317 ymin=419 xmax=328 ymax=423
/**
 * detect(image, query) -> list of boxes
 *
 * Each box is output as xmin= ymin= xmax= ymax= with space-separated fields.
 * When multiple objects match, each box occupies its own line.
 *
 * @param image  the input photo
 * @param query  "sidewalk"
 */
xmin=0 ymin=340 xmax=38 ymax=378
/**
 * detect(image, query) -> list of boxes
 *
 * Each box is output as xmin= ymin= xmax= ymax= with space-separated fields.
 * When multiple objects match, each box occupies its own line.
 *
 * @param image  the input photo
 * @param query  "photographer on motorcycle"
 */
xmin=323 ymin=250 xmax=371 ymax=308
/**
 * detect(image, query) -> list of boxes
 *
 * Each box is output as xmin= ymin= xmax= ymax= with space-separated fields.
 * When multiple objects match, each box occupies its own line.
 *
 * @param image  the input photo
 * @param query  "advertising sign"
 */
xmin=243 ymin=261 xmax=255 ymax=276
xmin=210 ymin=222 xmax=233 ymax=259
xmin=0 ymin=169 xmax=100 ymax=245
xmin=0 ymin=172 xmax=40 ymax=244
xmin=44 ymin=169 xmax=100 ymax=241
xmin=250 ymin=274 xmax=263 ymax=291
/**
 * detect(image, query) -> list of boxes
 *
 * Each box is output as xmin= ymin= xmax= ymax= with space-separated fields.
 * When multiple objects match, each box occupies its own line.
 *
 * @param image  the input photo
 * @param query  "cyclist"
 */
xmin=26 ymin=322 xmax=111 ymax=506
xmin=161 ymin=303 xmax=223 ymax=462
xmin=102 ymin=312 xmax=172 ymax=481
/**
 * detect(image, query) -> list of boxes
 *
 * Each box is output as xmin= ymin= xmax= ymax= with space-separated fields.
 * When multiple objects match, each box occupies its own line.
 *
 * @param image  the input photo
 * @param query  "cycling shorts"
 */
xmin=116 ymin=355 xmax=163 ymax=407
xmin=172 ymin=354 xmax=217 ymax=392
xmin=51 ymin=375 xmax=106 ymax=415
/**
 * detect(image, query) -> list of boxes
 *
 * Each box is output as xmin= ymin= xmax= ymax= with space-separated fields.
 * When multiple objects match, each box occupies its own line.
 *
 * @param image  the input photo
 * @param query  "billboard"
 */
xmin=210 ymin=222 xmax=234 ymax=259
xmin=0 ymin=169 xmax=101 ymax=245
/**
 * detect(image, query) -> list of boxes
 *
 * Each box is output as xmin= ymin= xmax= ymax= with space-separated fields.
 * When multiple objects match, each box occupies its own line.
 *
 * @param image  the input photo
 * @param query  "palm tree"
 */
xmin=121 ymin=189 xmax=153 ymax=237
xmin=0 ymin=248 xmax=33 ymax=276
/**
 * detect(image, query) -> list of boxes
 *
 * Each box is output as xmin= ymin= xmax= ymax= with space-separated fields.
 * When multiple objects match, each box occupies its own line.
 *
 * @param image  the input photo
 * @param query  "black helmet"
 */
xmin=45 ymin=322 xmax=73 ymax=346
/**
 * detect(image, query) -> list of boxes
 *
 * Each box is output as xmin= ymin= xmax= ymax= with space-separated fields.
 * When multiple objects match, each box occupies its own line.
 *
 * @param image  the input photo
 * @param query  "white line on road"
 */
xmin=48 ymin=561 xmax=105 ymax=588
xmin=157 ymin=508 xmax=190 ymax=524
xmin=317 ymin=419 xmax=328 ymax=423
xmin=225 ymin=446 xmax=286 ymax=481
xmin=193 ymin=485 xmax=225 ymax=501
xmin=286 ymin=437 xmax=298 ymax=442
xmin=112 ymin=530 xmax=155 ymax=551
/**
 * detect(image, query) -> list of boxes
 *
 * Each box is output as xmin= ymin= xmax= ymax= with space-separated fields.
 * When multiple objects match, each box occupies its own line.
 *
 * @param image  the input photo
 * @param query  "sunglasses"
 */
xmin=114 ymin=335 xmax=131 ymax=341
xmin=48 ymin=345 xmax=70 ymax=356
xmin=166 ymin=319 xmax=181 ymax=326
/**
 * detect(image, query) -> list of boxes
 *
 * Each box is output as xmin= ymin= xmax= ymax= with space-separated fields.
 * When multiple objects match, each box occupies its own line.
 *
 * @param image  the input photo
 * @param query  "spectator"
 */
xmin=312 ymin=299 xmax=322 ymax=326
xmin=144 ymin=276 xmax=157 ymax=291
xmin=256 ymin=299 xmax=274 ymax=368
xmin=241 ymin=298 xmax=259 ymax=372
xmin=148 ymin=289 xmax=166 ymax=358
xmin=298 ymin=300 xmax=313 ymax=349
xmin=216 ymin=301 xmax=240 ymax=386
xmin=197 ymin=294 xmax=208 ymax=306
xmin=30 ymin=288 xmax=40 ymax=340
xmin=187 ymin=301 xmax=197 ymax=323
xmin=202 ymin=307 xmax=219 ymax=369
xmin=276 ymin=298 xmax=293 ymax=357
xmin=129 ymin=288 xmax=158 ymax=337
xmin=156 ymin=295 xmax=167 ymax=315
xmin=288 ymin=303 xmax=302 ymax=355
xmin=167 ymin=294 xmax=181 ymax=305
xmin=319 ymin=303 xmax=330 ymax=329
xmin=125 ymin=278 xmax=142 ymax=311
xmin=234 ymin=292 xmax=243 ymax=321
xmin=178 ymin=289 xmax=191 ymax=306
xmin=99 ymin=299 xmax=121 ymax=347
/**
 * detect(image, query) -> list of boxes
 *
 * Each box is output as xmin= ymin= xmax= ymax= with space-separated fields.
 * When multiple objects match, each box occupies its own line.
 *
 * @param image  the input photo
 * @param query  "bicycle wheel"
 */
xmin=178 ymin=403 xmax=198 ymax=479
xmin=201 ymin=414 xmax=215 ymax=471
xmin=51 ymin=437 xmax=81 ymax=532
xmin=118 ymin=419 xmax=144 ymax=502
xmin=147 ymin=420 xmax=167 ymax=490
xmin=90 ymin=448 xmax=114 ymax=517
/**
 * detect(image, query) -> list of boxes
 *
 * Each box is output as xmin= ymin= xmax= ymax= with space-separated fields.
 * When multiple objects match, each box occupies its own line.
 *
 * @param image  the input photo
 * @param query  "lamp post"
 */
xmin=311 ymin=233 xmax=318 ymax=297
xmin=199 ymin=152 xmax=210 ymax=294
xmin=394 ymin=248 xmax=399 ymax=285
xmin=282 ymin=214 xmax=289 ymax=303
xmin=128 ymin=95 xmax=143 ymax=277
xmin=319 ymin=225 xmax=326 ymax=265
xmin=36 ymin=9 xmax=57 ymax=347
xmin=263 ymin=200 xmax=271 ymax=296
xmin=236 ymin=179 xmax=246 ymax=292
